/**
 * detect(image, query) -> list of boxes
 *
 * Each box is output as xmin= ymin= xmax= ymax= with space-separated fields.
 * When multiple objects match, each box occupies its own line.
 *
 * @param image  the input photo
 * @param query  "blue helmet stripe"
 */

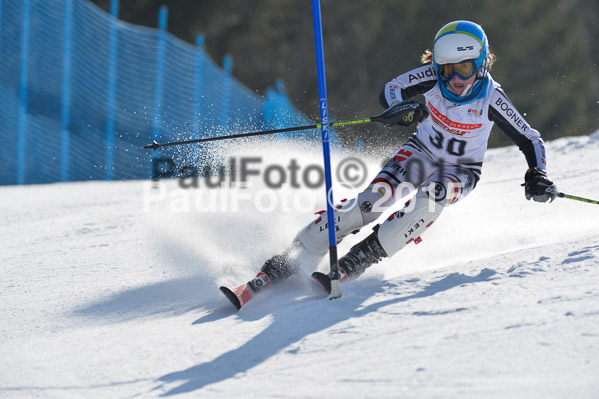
xmin=455 ymin=21 xmax=485 ymax=46
xmin=434 ymin=21 xmax=485 ymax=47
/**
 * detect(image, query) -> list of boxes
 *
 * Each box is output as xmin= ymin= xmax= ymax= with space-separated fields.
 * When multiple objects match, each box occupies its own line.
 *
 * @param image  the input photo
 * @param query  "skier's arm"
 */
xmin=488 ymin=88 xmax=547 ymax=171
xmin=379 ymin=64 xmax=438 ymax=108
xmin=489 ymin=87 xmax=556 ymax=202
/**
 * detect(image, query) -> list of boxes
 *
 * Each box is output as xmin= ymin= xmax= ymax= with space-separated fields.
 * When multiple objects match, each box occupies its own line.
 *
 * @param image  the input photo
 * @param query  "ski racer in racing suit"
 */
xmin=251 ymin=20 xmax=558 ymax=291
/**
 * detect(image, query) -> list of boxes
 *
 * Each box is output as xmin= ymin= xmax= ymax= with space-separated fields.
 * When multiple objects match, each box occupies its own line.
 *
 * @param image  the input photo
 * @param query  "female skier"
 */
xmin=223 ymin=20 xmax=558 ymax=306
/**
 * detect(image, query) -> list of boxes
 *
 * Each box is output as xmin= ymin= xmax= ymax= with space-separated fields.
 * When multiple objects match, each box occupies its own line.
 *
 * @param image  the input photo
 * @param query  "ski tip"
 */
xmin=219 ymin=286 xmax=242 ymax=310
xmin=311 ymin=272 xmax=332 ymax=294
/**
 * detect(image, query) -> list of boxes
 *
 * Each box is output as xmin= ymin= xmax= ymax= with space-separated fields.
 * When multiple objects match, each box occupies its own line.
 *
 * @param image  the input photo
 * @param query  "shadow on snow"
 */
xmin=155 ymin=268 xmax=497 ymax=396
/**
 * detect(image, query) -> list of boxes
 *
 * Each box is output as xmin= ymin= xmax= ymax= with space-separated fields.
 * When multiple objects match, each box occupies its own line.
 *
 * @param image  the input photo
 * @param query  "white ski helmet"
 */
xmin=432 ymin=20 xmax=490 ymax=103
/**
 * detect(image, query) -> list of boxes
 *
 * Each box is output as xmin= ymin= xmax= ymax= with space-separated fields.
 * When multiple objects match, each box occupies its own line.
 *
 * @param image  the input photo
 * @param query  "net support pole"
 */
xmin=105 ymin=0 xmax=119 ymax=180
xmin=60 ymin=0 xmax=74 ymax=182
xmin=151 ymin=6 xmax=168 ymax=179
xmin=17 ymin=0 xmax=32 ymax=185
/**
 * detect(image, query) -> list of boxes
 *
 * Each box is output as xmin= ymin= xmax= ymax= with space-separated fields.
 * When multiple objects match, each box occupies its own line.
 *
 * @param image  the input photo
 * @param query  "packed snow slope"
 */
xmin=1 ymin=132 xmax=599 ymax=398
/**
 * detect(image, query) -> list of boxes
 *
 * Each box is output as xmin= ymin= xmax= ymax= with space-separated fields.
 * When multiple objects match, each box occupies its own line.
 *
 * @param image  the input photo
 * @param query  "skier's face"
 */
xmin=447 ymin=73 xmax=477 ymax=96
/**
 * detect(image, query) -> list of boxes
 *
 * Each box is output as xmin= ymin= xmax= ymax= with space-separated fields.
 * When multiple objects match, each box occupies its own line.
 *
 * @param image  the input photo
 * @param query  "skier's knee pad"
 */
xmin=296 ymin=198 xmax=365 ymax=256
xmin=376 ymin=194 xmax=443 ymax=257
xmin=422 ymin=167 xmax=476 ymax=206
xmin=376 ymin=167 xmax=475 ymax=257
xmin=355 ymin=189 xmax=392 ymax=225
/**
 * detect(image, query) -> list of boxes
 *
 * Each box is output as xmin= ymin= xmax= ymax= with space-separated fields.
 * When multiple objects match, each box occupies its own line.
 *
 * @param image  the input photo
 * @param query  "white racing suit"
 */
xmin=297 ymin=141 xmax=476 ymax=260
xmin=296 ymin=65 xmax=547 ymax=269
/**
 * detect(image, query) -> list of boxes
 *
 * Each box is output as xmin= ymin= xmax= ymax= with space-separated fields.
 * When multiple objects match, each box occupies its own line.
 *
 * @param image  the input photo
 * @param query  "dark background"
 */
xmin=91 ymin=0 xmax=599 ymax=150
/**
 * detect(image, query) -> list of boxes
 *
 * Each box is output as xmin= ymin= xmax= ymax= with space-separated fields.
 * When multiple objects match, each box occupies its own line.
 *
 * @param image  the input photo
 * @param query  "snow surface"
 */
xmin=1 ymin=133 xmax=599 ymax=398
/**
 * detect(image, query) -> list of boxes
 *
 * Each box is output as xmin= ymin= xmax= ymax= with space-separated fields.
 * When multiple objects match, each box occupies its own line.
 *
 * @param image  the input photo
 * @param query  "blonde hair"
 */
xmin=420 ymin=49 xmax=433 ymax=64
xmin=420 ymin=49 xmax=496 ymax=69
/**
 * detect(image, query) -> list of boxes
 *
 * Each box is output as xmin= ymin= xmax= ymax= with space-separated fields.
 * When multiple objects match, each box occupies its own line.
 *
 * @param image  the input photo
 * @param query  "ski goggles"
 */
xmin=439 ymin=61 xmax=477 ymax=81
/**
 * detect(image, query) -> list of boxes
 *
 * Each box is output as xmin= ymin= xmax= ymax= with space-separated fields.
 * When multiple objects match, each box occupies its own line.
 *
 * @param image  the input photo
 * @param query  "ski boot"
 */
xmin=311 ymin=230 xmax=388 ymax=293
xmin=248 ymin=254 xmax=296 ymax=292
xmin=220 ymin=253 xmax=296 ymax=310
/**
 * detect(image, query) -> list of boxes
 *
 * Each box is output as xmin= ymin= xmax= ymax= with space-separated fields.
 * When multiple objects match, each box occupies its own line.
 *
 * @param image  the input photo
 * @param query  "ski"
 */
xmin=220 ymin=255 xmax=345 ymax=309
xmin=221 ymin=271 xmax=342 ymax=310
xmin=312 ymin=266 xmax=350 ymax=295
xmin=219 ymin=284 xmax=253 ymax=311
xmin=311 ymin=271 xmax=332 ymax=294
xmin=220 ymin=272 xmax=271 ymax=310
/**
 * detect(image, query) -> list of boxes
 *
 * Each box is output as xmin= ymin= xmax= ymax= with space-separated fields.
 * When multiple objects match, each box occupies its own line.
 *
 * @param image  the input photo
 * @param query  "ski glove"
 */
xmin=371 ymin=100 xmax=429 ymax=127
xmin=522 ymin=167 xmax=557 ymax=203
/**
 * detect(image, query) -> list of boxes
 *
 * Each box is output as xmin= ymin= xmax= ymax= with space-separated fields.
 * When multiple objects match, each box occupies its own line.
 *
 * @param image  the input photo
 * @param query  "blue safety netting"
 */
xmin=0 ymin=0 xmax=314 ymax=185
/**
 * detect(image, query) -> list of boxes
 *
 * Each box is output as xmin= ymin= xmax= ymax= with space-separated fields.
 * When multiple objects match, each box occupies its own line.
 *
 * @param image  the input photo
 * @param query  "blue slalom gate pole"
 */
xmin=312 ymin=0 xmax=341 ymax=299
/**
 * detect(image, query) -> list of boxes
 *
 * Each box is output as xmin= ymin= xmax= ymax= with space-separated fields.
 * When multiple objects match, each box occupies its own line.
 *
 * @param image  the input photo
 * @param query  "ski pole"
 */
xmin=557 ymin=192 xmax=599 ymax=205
xmin=142 ymin=117 xmax=372 ymax=151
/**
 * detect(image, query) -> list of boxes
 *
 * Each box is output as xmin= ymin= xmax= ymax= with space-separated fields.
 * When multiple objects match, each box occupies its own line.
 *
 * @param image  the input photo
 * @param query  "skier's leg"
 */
xmin=295 ymin=194 xmax=378 ymax=257
xmin=338 ymin=166 xmax=478 ymax=279
xmin=255 ymin=195 xmax=378 ymax=288
xmin=295 ymin=144 xmax=436 ymax=258
xmin=258 ymin=144 xmax=434 ymax=285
